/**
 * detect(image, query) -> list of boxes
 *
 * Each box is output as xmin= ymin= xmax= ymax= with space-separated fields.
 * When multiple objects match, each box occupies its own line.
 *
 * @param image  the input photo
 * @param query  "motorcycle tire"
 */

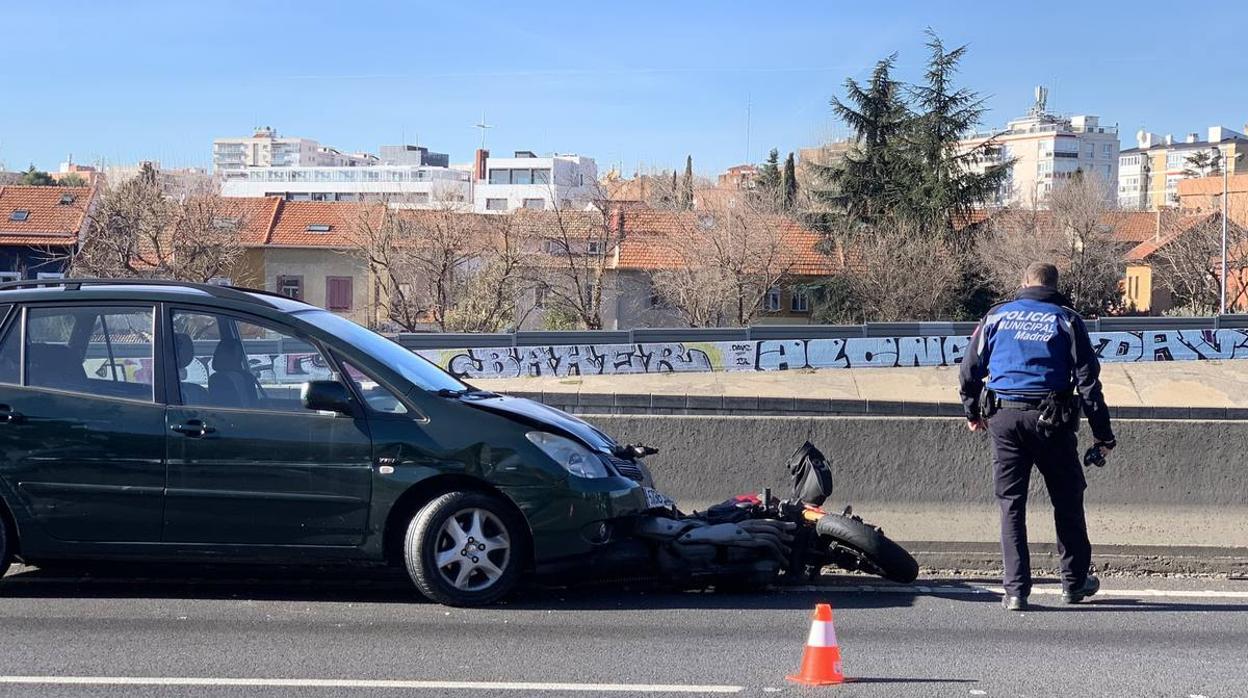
xmin=816 ymin=513 xmax=919 ymax=584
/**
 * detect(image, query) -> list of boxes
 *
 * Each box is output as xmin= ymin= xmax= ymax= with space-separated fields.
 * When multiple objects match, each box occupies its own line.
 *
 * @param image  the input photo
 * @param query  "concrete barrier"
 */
xmin=591 ymin=415 xmax=1248 ymax=553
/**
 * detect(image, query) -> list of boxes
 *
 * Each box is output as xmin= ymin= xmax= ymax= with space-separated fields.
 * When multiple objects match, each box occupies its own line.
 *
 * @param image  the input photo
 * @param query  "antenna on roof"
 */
xmin=474 ymin=112 xmax=494 ymax=150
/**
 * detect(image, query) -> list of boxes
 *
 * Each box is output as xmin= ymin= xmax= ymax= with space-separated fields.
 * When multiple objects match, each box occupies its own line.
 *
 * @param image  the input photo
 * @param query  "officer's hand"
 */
xmin=967 ymin=419 xmax=986 ymax=432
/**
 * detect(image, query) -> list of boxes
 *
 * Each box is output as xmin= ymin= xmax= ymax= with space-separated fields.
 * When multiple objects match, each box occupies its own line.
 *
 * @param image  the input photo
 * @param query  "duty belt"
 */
xmin=998 ymin=398 xmax=1044 ymax=410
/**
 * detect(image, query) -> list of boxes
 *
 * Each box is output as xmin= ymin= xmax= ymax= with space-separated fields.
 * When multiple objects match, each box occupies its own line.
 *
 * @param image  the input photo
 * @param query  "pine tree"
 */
xmin=1184 ymin=150 xmax=1221 ymax=178
xmin=680 ymin=155 xmax=694 ymax=210
xmin=19 ymin=165 xmax=55 ymax=186
xmin=905 ymin=29 xmax=1010 ymax=240
xmin=757 ymin=148 xmax=781 ymax=195
xmin=814 ymin=54 xmax=909 ymax=223
xmin=781 ymin=152 xmax=798 ymax=210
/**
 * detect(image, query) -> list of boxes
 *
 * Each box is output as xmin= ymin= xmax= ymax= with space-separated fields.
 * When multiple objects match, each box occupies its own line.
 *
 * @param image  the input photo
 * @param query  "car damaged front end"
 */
xmin=460 ymin=393 xmax=917 ymax=590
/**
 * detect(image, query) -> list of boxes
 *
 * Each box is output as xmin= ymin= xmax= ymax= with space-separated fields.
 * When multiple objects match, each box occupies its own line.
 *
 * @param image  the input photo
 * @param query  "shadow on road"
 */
xmin=0 ymin=564 xmax=1002 ymax=611
xmin=1029 ymin=597 xmax=1248 ymax=613
xmin=10 ymin=565 xmax=1233 ymax=613
xmin=847 ymin=677 xmax=979 ymax=685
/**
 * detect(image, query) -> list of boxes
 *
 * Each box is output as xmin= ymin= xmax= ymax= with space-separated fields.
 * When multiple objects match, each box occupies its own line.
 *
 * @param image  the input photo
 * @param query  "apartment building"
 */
xmin=717 ymin=165 xmax=758 ymax=189
xmin=379 ymin=145 xmax=449 ymax=168
xmin=473 ymin=150 xmax=598 ymax=213
xmin=103 ymin=161 xmax=212 ymax=196
xmin=1118 ymin=126 xmax=1248 ymax=210
xmin=796 ymin=140 xmax=852 ymax=190
xmin=212 ymin=127 xmax=377 ymax=172
xmin=961 ymin=88 xmax=1119 ymax=206
xmin=219 ymin=165 xmax=473 ymax=208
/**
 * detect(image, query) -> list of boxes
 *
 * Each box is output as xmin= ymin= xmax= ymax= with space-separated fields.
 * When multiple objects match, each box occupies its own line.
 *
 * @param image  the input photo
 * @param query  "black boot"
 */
xmin=1002 ymin=595 xmax=1029 ymax=612
xmin=1062 ymin=574 xmax=1101 ymax=604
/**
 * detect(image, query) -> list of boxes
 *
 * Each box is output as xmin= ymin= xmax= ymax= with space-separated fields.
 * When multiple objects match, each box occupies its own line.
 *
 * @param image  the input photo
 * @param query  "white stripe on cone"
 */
xmin=805 ymin=620 xmax=838 ymax=648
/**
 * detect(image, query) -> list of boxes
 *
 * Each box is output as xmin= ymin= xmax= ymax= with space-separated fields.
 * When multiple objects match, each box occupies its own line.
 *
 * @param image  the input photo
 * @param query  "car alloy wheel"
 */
xmin=433 ymin=507 xmax=512 ymax=591
xmin=405 ymin=491 xmax=526 ymax=606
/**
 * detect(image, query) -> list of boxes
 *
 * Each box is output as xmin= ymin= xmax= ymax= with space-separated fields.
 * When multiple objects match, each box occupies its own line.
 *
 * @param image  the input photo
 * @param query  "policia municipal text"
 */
xmin=959 ymin=262 xmax=1116 ymax=612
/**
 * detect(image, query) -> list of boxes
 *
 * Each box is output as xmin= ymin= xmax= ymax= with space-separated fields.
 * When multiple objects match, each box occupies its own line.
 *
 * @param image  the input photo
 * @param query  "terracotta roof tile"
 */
xmin=263 ymin=200 xmax=374 ymax=248
xmin=983 ymin=208 xmax=1209 ymax=245
xmin=1125 ymin=212 xmax=1232 ymax=262
xmin=0 ymin=185 xmax=96 ymax=246
xmin=611 ymin=209 xmax=838 ymax=277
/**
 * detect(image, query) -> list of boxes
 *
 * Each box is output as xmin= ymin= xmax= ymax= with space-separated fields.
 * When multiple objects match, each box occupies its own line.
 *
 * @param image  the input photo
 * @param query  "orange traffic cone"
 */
xmin=786 ymin=603 xmax=846 ymax=686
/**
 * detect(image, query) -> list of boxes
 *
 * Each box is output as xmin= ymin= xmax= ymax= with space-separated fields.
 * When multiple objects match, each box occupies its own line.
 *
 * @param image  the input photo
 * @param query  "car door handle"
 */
xmin=171 ymin=420 xmax=216 ymax=438
xmin=0 ymin=405 xmax=24 ymax=424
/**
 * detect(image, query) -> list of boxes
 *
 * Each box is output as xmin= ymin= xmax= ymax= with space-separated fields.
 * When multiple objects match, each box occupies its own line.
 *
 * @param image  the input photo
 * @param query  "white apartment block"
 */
xmin=219 ymin=165 xmax=473 ymax=208
xmin=212 ymin=127 xmax=377 ymax=172
xmin=1118 ymin=127 xmax=1248 ymax=210
xmin=961 ymin=88 xmax=1119 ymax=206
xmin=474 ymin=151 xmax=598 ymax=213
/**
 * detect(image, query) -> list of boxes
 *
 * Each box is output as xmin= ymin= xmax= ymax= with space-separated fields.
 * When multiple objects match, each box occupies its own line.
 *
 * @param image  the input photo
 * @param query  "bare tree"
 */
xmin=817 ymin=214 xmax=962 ymax=322
xmin=1151 ymin=214 xmax=1248 ymax=315
xmin=979 ymin=175 xmax=1125 ymax=315
xmin=646 ymin=198 xmax=798 ymax=326
xmin=70 ymin=164 xmax=244 ymax=282
xmin=525 ymin=182 xmax=623 ymax=330
xmin=350 ymin=204 xmax=534 ymax=332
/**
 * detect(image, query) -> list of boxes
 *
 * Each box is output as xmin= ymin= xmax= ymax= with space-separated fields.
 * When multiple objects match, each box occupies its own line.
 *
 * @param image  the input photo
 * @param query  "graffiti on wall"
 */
xmin=179 ymin=352 xmax=335 ymax=386
xmin=423 ymin=328 xmax=1248 ymax=379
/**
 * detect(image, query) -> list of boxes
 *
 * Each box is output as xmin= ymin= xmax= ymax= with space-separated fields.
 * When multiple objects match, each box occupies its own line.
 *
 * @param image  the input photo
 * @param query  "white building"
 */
xmin=212 ymin=127 xmax=376 ymax=172
xmin=473 ymin=151 xmax=598 ymax=213
xmin=219 ymin=165 xmax=473 ymax=208
xmin=1118 ymin=126 xmax=1248 ymax=210
xmin=961 ymin=87 xmax=1119 ymax=206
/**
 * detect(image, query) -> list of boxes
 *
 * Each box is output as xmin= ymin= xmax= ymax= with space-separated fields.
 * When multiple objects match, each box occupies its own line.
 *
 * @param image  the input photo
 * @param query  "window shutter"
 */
xmin=327 ymin=277 xmax=353 ymax=311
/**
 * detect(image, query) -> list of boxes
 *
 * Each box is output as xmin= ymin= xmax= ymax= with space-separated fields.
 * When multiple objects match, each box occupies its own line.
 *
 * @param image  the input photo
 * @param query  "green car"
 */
xmin=0 ymin=279 xmax=663 ymax=606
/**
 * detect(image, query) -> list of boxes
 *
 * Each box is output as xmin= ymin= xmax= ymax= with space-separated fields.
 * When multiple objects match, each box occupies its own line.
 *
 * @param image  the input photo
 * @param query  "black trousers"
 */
xmin=987 ymin=407 xmax=1091 ymax=597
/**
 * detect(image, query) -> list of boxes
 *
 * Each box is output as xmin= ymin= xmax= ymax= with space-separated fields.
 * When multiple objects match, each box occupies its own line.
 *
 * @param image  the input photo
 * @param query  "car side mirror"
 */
xmin=301 ymin=380 xmax=353 ymax=415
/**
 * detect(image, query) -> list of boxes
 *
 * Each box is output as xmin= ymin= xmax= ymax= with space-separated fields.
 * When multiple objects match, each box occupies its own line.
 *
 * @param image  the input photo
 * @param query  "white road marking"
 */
xmin=788 ymin=584 xmax=1248 ymax=599
xmin=0 ymin=676 xmax=743 ymax=693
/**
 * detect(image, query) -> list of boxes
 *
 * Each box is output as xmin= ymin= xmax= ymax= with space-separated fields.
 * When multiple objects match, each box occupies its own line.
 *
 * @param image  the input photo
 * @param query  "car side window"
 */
xmin=25 ymin=306 xmax=155 ymax=401
xmin=0 ymin=316 xmax=19 ymax=385
xmin=172 ymin=309 xmax=336 ymax=413
xmin=339 ymin=358 xmax=408 ymax=415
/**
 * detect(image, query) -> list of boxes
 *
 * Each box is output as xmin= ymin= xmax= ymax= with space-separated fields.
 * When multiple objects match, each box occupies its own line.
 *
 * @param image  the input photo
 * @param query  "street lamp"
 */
xmin=1211 ymin=145 xmax=1244 ymax=315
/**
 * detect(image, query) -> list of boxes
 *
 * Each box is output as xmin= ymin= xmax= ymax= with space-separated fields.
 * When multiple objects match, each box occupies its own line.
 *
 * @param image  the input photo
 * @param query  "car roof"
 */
xmin=0 ymin=278 xmax=318 ymax=314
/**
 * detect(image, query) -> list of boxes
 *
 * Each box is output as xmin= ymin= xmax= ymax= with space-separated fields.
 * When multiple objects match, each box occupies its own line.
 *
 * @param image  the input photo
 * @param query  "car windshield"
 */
xmin=303 ymin=311 xmax=467 ymax=394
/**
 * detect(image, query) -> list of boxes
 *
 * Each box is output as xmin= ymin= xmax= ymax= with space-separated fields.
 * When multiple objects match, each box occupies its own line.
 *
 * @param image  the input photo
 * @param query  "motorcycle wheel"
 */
xmin=815 ymin=513 xmax=919 ymax=584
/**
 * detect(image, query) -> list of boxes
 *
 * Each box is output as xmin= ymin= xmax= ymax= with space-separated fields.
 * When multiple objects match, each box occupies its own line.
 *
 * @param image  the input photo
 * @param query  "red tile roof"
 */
xmin=264 ymin=200 xmax=383 ymax=248
xmin=1125 ymin=212 xmax=1229 ymax=262
xmin=0 ymin=185 xmax=96 ymax=246
xmin=982 ymin=208 xmax=1210 ymax=245
xmin=611 ymin=209 xmax=838 ymax=277
xmin=211 ymin=198 xmax=380 ymax=249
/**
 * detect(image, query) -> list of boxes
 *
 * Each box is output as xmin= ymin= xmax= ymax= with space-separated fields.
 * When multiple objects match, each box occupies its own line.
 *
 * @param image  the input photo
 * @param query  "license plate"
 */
xmin=643 ymin=487 xmax=676 ymax=511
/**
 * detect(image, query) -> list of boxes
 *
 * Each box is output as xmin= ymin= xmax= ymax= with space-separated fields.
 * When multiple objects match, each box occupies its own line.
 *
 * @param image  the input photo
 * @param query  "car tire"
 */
xmin=816 ymin=513 xmax=919 ymax=584
xmin=404 ymin=491 xmax=526 ymax=607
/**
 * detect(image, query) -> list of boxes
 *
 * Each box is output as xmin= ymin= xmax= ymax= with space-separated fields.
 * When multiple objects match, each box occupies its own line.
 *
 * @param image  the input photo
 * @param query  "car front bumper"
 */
xmin=504 ymin=475 xmax=656 ymax=564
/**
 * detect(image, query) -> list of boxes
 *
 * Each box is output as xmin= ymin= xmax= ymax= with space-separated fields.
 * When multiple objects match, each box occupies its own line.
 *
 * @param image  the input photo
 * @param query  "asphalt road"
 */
xmin=0 ymin=565 xmax=1245 ymax=697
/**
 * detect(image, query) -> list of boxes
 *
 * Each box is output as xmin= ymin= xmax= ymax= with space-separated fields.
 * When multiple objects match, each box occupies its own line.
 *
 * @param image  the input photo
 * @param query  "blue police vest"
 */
xmin=980 ymin=298 xmax=1078 ymax=396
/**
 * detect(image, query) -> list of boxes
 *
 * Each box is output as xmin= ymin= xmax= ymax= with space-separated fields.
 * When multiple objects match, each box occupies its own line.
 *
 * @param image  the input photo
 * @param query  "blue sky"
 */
xmin=3 ymin=1 xmax=1247 ymax=176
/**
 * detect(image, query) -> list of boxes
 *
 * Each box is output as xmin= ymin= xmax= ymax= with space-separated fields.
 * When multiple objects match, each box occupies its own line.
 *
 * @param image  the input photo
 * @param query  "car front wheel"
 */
xmin=404 ymin=491 xmax=526 ymax=606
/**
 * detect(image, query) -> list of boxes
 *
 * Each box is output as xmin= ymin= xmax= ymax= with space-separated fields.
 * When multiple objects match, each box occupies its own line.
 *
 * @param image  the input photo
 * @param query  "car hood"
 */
xmin=458 ymin=393 xmax=616 ymax=452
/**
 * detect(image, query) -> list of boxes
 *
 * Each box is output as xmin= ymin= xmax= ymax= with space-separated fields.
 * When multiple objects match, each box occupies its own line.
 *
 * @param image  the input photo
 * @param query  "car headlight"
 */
xmin=526 ymin=431 xmax=609 ymax=478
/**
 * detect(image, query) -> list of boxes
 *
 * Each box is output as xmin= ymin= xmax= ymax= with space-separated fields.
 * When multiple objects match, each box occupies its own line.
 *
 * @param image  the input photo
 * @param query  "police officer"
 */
xmin=959 ymin=262 xmax=1115 ymax=611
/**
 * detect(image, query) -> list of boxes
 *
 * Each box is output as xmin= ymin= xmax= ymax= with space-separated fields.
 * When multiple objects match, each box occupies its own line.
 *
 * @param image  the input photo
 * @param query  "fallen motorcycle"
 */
xmin=548 ymin=442 xmax=919 ymax=590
